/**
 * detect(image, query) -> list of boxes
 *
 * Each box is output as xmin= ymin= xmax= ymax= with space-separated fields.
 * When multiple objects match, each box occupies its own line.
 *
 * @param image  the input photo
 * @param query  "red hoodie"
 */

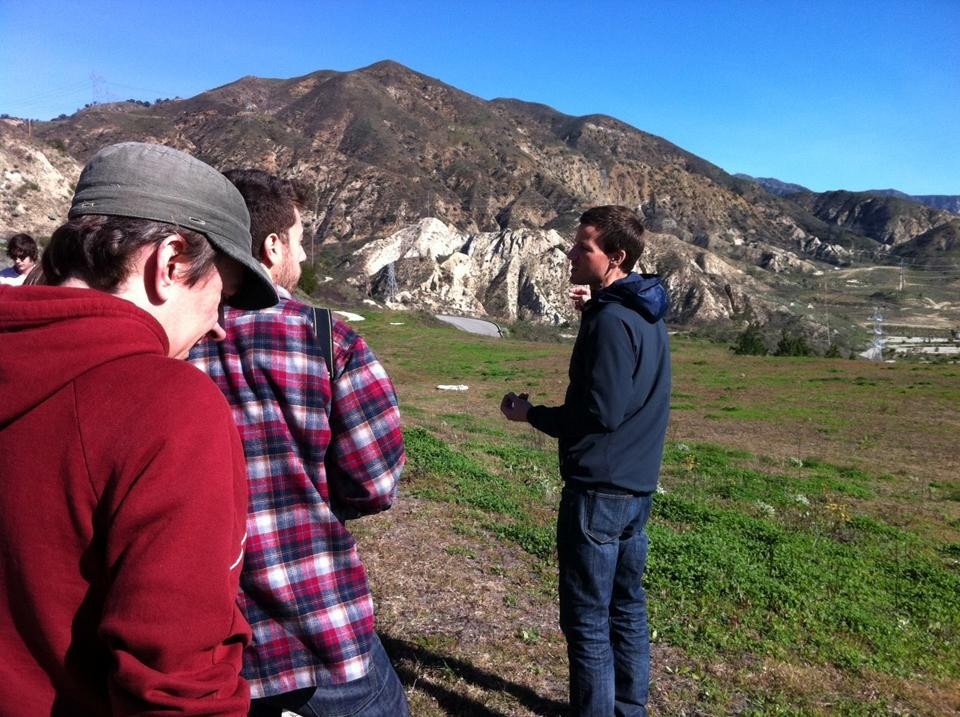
xmin=0 ymin=286 xmax=251 ymax=716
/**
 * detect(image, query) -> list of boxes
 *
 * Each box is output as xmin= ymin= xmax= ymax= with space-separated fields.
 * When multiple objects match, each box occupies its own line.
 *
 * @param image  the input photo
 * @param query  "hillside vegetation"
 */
xmin=347 ymin=310 xmax=959 ymax=716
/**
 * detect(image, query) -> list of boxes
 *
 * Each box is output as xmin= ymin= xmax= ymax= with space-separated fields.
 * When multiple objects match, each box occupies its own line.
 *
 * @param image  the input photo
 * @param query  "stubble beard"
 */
xmin=274 ymin=261 xmax=301 ymax=293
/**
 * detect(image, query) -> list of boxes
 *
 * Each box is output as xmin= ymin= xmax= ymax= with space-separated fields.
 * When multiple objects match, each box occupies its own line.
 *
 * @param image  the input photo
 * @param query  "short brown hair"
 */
xmin=579 ymin=205 xmax=645 ymax=273
xmin=223 ymin=169 xmax=306 ymax=259
xmin=42 ymin=215 xmax=216 ymax=292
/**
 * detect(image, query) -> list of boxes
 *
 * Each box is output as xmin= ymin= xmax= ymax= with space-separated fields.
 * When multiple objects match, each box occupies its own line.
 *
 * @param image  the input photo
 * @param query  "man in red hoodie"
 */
xmin=0 ymin=142 xmax=277 ymax=716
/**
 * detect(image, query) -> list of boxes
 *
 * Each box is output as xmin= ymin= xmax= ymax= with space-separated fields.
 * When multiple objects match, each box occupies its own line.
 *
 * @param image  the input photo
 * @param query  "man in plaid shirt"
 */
xmin=190 ymin=169 xmax=408 ymax=717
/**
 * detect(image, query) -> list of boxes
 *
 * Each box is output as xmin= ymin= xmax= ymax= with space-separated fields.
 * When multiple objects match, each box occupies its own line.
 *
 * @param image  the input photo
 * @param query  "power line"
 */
xmin=3 ymin=75 xmax=185 ymax=118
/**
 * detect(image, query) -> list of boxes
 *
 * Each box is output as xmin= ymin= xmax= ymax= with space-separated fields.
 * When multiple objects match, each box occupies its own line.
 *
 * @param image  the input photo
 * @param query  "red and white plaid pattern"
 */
xmin=190 ymin=293 xmax=404 ymax=698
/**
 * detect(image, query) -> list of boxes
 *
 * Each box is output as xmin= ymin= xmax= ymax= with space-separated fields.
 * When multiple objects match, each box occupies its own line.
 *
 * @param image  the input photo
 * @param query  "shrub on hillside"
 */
xmin=775 ymin=329 xmax=813 ymax=356
xmin=731 ymin=323 xmax=768 ymax=355
xmin=298 ymin=261 xmax=319 ymax=296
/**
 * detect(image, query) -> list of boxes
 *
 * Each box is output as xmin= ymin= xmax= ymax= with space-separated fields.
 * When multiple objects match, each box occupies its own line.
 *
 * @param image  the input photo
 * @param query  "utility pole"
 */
xmin=867 ymin=307 xmax=885 ymax=361
xmin=821 ymin=279 xmax=830 ymax=339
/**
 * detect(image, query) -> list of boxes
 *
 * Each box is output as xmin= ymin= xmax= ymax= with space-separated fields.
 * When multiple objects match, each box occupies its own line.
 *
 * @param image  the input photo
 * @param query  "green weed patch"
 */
xmin=403 ymin=428 xmax=557 ymax=556
xmin=436 ymin=412 xmax=507 ymax=437
xmin=651 ymin=442 xmax=960 ymax=676
xmin=406 ymin=428 xmax=960 ymax=679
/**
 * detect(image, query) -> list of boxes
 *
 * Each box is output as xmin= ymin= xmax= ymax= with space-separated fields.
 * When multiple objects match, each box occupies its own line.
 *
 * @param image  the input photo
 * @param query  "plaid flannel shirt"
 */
xmin=189 ymin=291 xmax=405 ymax=698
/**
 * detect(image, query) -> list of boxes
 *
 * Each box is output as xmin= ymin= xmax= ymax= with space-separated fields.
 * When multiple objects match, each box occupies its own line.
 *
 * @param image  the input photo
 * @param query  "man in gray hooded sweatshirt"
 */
xmin=501 ymin=205 xmax=671 ymax=717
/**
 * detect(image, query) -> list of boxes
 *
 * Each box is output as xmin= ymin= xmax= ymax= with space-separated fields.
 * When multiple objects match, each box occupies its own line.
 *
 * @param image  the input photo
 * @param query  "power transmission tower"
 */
xmin=90 ymin=73 xmax=109 ymax=105
xmin=866 ymin=307 xmax=885 ymax=361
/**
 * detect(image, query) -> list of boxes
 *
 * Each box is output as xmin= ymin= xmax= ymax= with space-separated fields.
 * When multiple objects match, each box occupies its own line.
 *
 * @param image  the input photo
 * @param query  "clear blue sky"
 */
xmin=2 ymin=0 xmax=957 ymax=195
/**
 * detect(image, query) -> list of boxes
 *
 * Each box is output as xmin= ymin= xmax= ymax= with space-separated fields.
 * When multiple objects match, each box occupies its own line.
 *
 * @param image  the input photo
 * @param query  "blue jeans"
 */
xmin=248 ymin=633 xmax=409 ymax=717
xmin=557 ymin=483 xmax=653 ymax=717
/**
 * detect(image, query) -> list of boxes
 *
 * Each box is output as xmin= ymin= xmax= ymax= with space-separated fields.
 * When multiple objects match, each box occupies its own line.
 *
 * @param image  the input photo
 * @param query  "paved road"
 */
xmin=435 ymin=315 xmax=503 ymax=337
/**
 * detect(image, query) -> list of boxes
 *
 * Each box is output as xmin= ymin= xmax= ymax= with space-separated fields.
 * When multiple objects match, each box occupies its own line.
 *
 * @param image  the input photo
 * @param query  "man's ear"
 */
xmin=608 ymin=248 xmax=627 ymax=269
xmin=261 ymin=233 xmax=283 ymax=269
xmin=152 ymin=234 xmax=187 ymax=302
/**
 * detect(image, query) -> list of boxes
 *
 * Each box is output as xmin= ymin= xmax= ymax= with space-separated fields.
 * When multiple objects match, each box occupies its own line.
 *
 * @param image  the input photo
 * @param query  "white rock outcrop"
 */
xmin=349 ymin=218 xmax=771 ymax=325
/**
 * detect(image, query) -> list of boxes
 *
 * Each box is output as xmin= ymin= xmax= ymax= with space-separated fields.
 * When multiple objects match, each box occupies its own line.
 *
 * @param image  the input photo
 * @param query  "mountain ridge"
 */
xmin=738 ymin=174 xmax=959 ymax=215
xmin=3 ymin=61 xmax=959 ymax=346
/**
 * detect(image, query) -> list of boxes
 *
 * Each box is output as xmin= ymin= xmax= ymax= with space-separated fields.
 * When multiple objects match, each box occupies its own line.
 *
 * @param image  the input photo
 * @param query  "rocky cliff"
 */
xmin=344 ymin=218 xmax=772 ymax=326
xmin=0 ymin=120 xmax=80 ymax=239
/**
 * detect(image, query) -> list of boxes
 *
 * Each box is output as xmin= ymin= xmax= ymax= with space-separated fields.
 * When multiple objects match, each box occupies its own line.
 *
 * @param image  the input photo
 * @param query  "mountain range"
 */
xmin=2 ymin=60 xmax=958 ymax=347
xmin=737 ymin=175 xmax=960 ymax=215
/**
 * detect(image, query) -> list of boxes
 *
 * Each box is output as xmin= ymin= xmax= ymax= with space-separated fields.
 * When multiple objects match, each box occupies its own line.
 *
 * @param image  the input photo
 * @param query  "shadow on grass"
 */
xmin=383 ymin=635 xmax=568 ymax=716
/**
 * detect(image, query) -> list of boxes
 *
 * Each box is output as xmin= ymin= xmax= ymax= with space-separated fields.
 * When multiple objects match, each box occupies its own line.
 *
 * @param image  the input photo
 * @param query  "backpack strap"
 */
xmin=309 ymin=307 xmax=335 ymax=378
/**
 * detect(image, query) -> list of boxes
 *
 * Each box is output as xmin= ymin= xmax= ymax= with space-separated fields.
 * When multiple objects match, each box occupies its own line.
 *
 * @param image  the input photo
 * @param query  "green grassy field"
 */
xmin=349 ymin=310 xmax=959 ymax=716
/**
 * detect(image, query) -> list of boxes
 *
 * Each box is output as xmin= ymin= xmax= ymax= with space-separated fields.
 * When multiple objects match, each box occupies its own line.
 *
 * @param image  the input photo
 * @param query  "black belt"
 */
xmin=564 ymin=479 xmax=651 ymax=497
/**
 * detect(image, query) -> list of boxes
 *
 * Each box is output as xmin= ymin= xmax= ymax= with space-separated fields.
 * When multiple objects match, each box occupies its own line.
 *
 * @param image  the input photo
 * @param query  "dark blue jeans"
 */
xmin=557 ymin=482 xmax=653 ymax=717
xmin=248 ymin=633 xmax=409 ymax=717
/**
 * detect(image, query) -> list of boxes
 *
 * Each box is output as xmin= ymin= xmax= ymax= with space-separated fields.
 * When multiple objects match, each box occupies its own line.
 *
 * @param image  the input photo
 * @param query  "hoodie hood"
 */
xmin=0 ymin=286 xmax=169 ymax=426
xmin=593 ymin=272 xmax=669 ymax=323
